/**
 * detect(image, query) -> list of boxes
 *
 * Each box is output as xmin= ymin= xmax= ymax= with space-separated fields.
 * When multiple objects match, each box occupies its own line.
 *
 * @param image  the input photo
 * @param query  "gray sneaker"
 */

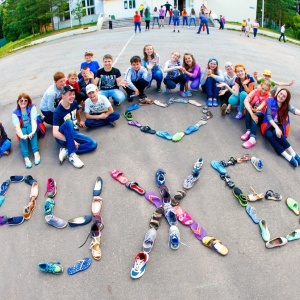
xmin=45 ymin=215 xmax=68 ymax=229
xmin=59 ymin=148 xmax=68 ymax=164
xmin=69 ymin=153 xmax=84 ymax=168
xmin=142 ymin=228 xmax=157 ymax=253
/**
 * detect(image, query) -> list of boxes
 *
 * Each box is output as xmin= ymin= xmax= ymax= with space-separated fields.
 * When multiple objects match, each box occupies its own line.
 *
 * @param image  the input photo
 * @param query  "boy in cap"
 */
xmin=40 ymin=71 xmax=65 ymax=125
xmin=84 ymin=84 xmax=120 ymax=128
xmin=53 ymin=85 xmax=97 ymax=168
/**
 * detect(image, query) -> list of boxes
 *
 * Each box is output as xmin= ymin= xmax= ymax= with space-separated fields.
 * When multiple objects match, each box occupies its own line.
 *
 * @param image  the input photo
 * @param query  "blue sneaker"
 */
xmin=289 ymin=157 xmax=298 ymax=168
xmin=179 ymin=91 xmax=187 ymax=98
xmin=166 ymin=88 xmax=172 ymax=94
xmin=185 ymin=90 xmax=192 ymax=97
xmin=45 ymin=215 xmax=67 ymax=229
xmin=38 ymin=262 xmax=63 ymax=274
xmin=130 ymin=252 xmax=149 ymax=279
xmin=193 ymin=158 xmax=203 ymax=173
xmin=294 ymin=153 xmax=300 ymax=165
xmin=0 ymin=180 xmax=10 ymax=196
xmin=155 ymin=168 xmax=166 ymax=187
xmin=169 ymin=225 xmax=187 ymax=250
xmin=44 ymin=198 xmax=55 ymax=215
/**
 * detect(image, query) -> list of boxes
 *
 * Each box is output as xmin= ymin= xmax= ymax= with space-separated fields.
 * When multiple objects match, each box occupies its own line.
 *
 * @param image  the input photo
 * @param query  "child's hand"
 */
xmin=89 ymin=72 xmax=94 ymax=79
xmin=289 ymin=80 xmax=295 ymax=86
xmin=243 ymin=78 xmax=250 ymax=85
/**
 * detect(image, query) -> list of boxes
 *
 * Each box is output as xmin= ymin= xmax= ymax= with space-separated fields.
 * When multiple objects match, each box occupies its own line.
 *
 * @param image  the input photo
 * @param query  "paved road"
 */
xmin=0 ymin=25 xmax=300 ymax=300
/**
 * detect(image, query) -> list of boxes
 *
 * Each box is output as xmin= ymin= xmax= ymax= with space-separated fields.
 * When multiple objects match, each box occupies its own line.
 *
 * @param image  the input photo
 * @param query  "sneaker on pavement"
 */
xmin=289 ymin=157 xmax=298 ymax=168
xmin=185 ymin=90 xmax=192 ymax=97
xmin=179 ymin=91 xmax=187 ymax=98
xmin=166 ymin=88 xmax=172 ymax=94
xmin=38 ymin=262 xmax=63 ymax=274
xmin=142 ymin=228 xmax=157 ymax=253
xmin=59 ymin=148 xmax=68 ymax=164
xmin=69 ymin=153 xmax=84 ymax=168
xmin=45 ymin=178 xmax=57 ymax=198
xmin=294 ymin=153 xmax=300 ymax=165
xmin=155 ymin=168 xmax=166 ymax=187
xmin=44 ymin=198 xmax=55 ymax=215
xmin=130 ymin=251 xmax=149 ymax=279
xmin=169 ymin=225 xmax=187 ymax=250
xmin=45 ymin=215 xmax=68 ymax=229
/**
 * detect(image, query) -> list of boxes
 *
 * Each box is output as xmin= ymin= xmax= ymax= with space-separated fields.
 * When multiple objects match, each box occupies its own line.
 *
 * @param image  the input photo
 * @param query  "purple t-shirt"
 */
xmin=159 ymin=8 xmax=165 ymax=16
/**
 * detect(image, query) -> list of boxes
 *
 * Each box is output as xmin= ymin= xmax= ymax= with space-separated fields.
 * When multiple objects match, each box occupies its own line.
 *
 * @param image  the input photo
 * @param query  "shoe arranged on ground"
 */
xmin=169 ymin=225 xmax=187 ymax=250
xmin=289 ymin=156 xmax=298 ymax=168
xmin=8 ymin=216 xmax=25 ymax=226
xmin=142 ymin=228 xmax=157 ymax=253
xmin=45 ymin=215 xmax=68 ymax=229
xmin=130 ymin=251 xmax=149 ymax=279
xmin=164 ymin=203 xmax=178 ymax=226
xmin=45 ymin=178 xmax=57 ymax=198
xmin=23 ymin=199 xmax=37 ymax=220
xmin=38 ymin=262 xmax=63 ymax=274
xmin=0 ymin=215 xmax=8 ymax=225
xmin=44 ymin=198 xmax=55 ymax=215
xmin=59 ymin=147 xmax=68 ymax=164
xmin=155 ymin=168 xmax=166 ymax=187
xmin=69 ymin=153 xmax=84 ymax=168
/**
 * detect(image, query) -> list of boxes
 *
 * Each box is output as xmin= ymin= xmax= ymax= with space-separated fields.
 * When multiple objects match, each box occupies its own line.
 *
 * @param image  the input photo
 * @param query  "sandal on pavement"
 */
xmin=220 ymin=174 xmax=235 ymax=189
xmin=140 ymin=126 xmax=156 ymax=134
xmin=171 ymin=190 xmax=187 ymax=206
xmin=159 ymin=184 xmax=171 ymax=204
xmin=172 ymin=132 xmax=185 ymax=142
xmin=90 ymin=236 xmax=102 ymax=260
xmin=128 ymin=120 xmax=142 ymax=128
xmin=202 ymin=236 xmax=229 ymax=256
xmin=110 ymin=169 xmax=128 ymax=184
xmin=202 ymin=106 xmax=208 ymax=114
xmin=265 ymin=190 xmax=282 ymax=201
xmin=153 ymin=100 xmax=168 ymax=107
xmin=124 ymin=111 xmax=133 ymax=121
xmin=259 ymin=220 xmax=271 ymax=242
xmin=67 ymin=258 xmax=91 ymax=275
xmin=211 ymin=160 xmax=227 ymax=175
xmin=232 ymin=187 xmax=248 ymax=207
xmin=92 ymin=196 xmax=103 ymax=216
xmin=247 ymin=186 xmax=264 ymax=202
xmin=251 ymin=156 xmax=263 ymax=171
xmin=175 ymin=206 xmax=193 ymax=226
xmin=246 ymin=204 xmax=260 ymax=224
xmin=236 ymin=154 xmax=251 ymax=164
xmin=127 ymin=103 xmax=141 ymax=111
xmin=184 ymin=125 xmax=199 ymax=135
xmin=188 ymin=99 xmax=202 ymax=107
xmin=221 ymin=157 xmax=237 ymax=167
xmin=29 ymin=182 xmax=39 ymax=199
xmin=150 ymin=206 xmax=164 ymax=230
xmin=138 ymin=98 xmax=154 ymax=105
xmin=156 ymin=131 xmax=172 ymax=140
xmin=286 ymin=198 xmax=300 ymax=215
xmin=125 ymin=181 xmax=146 ymax=195
xmin=189 ymin=220 xmax=207 ymax=241
xmin=145 ymin=192 xmax=163 ymax=208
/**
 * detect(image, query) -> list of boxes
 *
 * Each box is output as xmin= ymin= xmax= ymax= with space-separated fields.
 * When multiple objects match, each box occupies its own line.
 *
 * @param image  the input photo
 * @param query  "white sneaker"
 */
xmin=69 ymin=153 xmax=84 ymax=168
xmin=59 ymin=148 xmax=68 ymax=164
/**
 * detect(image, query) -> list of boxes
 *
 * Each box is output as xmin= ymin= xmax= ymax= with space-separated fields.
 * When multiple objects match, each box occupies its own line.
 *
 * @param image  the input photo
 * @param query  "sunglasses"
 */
xmin=19 ymin=98 xmax=28 ymax=103
xmin=225 ymin=65 xmax=232 ymax=68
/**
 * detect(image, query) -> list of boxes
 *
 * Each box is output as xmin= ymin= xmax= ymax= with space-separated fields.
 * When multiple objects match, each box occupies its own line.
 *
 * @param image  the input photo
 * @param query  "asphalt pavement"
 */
xmin=0 ymin=24 xmax=300 ymax=300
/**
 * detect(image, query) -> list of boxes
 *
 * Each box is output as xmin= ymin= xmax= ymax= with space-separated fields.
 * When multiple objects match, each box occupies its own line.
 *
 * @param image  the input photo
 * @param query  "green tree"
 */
xmin=71 ymin=1 xmax=85 ymax=26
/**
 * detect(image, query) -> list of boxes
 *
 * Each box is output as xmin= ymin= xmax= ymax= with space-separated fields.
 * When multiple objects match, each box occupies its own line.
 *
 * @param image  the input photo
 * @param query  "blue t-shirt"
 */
xmin=80 ymin=61 xmax=100 ymax=75
xmin=53 ymin=101 xmax=79 ymax=130
xmin=236 ymin=74 xmax=255 ymax=93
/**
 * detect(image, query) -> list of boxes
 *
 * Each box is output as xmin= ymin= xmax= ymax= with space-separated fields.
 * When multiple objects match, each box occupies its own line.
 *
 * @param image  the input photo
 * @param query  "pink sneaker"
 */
xmin=242 ymin=140 xmax=256 ymax=149
xmin=241 ymin=132 xmax=250 ymax=141
xmin=45 ymin=178 xmax=57 ymax=198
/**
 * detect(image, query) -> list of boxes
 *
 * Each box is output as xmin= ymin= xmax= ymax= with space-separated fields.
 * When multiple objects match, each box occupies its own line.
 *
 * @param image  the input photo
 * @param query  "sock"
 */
xmin=287 ymin=147 xmax=296 ymax=157
xmin=282 ymin=151 xmax=292 ymax=161
xmin=249 ymin=137 xmax=256 ymax=143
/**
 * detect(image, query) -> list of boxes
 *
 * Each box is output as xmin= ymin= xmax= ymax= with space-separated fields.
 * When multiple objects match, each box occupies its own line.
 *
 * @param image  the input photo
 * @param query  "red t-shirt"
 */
xmin=65 ymin=80 xmax=80 ymax=93
xmin=134 ymin=14 xmax=141 ymax=22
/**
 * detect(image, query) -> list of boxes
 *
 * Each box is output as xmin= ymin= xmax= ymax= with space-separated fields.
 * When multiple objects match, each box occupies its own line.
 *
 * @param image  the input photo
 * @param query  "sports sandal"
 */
xmin=221 ymin=157 xmax=237 ymax=167
xmin=202 ymin=236 xmax=229 ymax=256
xmin=110 ymin=169 xmax=128 ymax=184
xmin=220 ymin=174 xmax=235 ymax=189
xmin=67 ymin=258 xmax=91 ymax=275
xmin=265 ymin=190 xmax=282 ymax=201
xmin=125 ymin=181 xmax=146 ymax=195
xmin=124 ymin=111 xmax=133 ymax=121
xmin=247 ymin=186 xmax=264 ymax=202
xmin=232 ymin=187 xmax=248 ymax=207
xmin=171 ymin=190 xmax=187 ymax=206
xmin=202 ymin=106 xmax=208 ymax=114
xmin=149 ymin=206 xmax=164 ymax=230
xmin=251 ymin=156 xmax=263 ymax=171
xmin=200 ymin=111 xmax=213 ymax=121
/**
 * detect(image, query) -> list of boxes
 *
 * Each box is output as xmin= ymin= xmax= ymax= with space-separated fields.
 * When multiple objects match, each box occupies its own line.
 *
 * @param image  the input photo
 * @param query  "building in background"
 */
xmin=53 ymin=0 xmax=257 ymax=29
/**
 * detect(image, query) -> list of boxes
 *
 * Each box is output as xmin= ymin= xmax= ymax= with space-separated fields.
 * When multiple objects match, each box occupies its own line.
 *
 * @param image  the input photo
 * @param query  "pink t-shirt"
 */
xmin=159 ymin=8 xmax=165 ymax=16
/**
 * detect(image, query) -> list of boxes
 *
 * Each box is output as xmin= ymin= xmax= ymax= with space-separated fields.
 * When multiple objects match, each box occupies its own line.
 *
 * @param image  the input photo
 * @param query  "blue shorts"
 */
xmin=174 ymin=17 xmax=180 ymax=26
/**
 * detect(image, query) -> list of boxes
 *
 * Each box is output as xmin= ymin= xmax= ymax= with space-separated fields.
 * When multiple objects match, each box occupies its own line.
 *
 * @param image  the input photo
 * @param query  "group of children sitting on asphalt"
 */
xmin=1 ymin=48 xmax=300 ymax=169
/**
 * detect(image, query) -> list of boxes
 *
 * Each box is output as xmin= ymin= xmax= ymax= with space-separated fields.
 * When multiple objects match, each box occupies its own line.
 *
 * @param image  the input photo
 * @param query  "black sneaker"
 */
xmin=127 ymin=97 xmax=133 ymax=102
xmin=114 ymin=101 xmax=120 ymax=106
xmin=139 ymin=94 xmax=147 ymax=100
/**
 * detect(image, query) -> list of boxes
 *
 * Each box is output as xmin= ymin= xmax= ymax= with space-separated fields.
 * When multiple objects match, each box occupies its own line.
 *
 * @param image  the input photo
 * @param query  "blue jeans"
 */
xmin=182 ymin=16 xmax=188 ymax=26
xmin=20 ymin=125 xmax=39 ymax=158
xmin=173 ymin=17 xmax=180 ymax=26
xmin=204 ymin=77 xmax=220 ymax=99
xmin=265 ymin=126 xmax=290 ymax=155
xmin=164 ymin=74 xmax=186 ymax=91
xmin=169 ymin=16 xmax=173 ymax=25
xmin=245 ymin=111 xmax=264 ymax=138
xmin=41 ymin=110 xmax=54 ymax=125
xmin=134 ymin=22 xmax=141 ymax=32
xmin=197 ymin=20 xmax=209 ymax=34
xmin=152 ymin=17 xmax=159 ymax=26
xmin=189 ymin=18 xmax=196 ymax=27
xmin=253 ymin=28 xmax=258 ymax=37
xmin=99 ymin=89 xmax=126 ymax=103
xmin=55 ymin=120 xmax=97 ymax=155
xmin=228 ymin=91 xmax=247 ymax=113
xmin=148 ymin=69 xmax=163 ymax=89
xmin=0 ymin=139 xmax=11 ymax=156
xmin=85 ymin=112 xmax=120 ymax=128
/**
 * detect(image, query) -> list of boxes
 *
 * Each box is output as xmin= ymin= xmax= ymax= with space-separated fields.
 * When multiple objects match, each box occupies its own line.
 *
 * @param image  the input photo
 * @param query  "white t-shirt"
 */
xmin=84 ymin=94 xmax=111 ymax=115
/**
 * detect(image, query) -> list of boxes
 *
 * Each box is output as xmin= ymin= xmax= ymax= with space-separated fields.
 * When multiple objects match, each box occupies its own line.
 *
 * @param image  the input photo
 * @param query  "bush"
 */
xmin=19 ymin=32 xmax=31 ymax=40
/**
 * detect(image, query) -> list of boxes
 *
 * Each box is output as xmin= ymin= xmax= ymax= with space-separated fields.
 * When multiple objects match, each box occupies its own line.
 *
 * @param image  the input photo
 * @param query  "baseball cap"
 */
xmin=263 ymin=70 xmax=272 ymax=76
xmin=208 ymin=58 xmax=218 ymax=64
xmin=86 ymin=84 xmax=97 ymax=94
xmin=85 ymin=51 xmax=93 ymax=56
xmin=62 ymin=85 xmax=76 ymax=94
